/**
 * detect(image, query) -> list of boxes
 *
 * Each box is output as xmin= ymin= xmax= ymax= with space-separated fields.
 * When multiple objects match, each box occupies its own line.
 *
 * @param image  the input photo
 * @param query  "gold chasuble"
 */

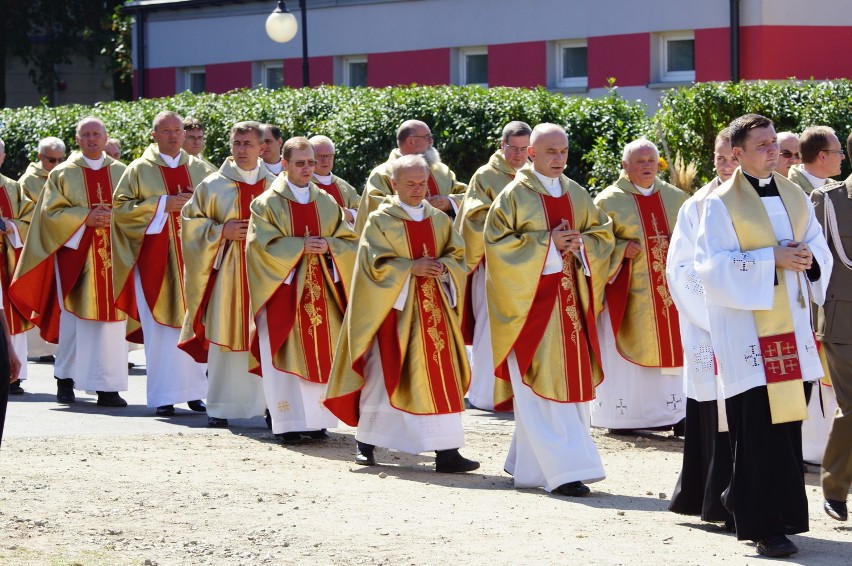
xmin=719 ymin=169 xmax=811 ymax=423
xmin=312 ymin=174 xmax=360 ymax=210
xmin=485 ymin=165 xmax=614 ymax=411
xmin=787 ymin=165 xmax=817 ymax=195
xmin=178 ymin=159 xmax=275 ymax=363
xmin=0 ymin=173 xmax=35 ymax=335
xmin=594 ymin=174 xmax=687 ymax=368
xmin=10 ymin=153 xmax=126 ymax=342
xmin=112 ymin=145 xmax=216 ymax=342
xmin=18 ymin=162 xmax=49 ymax=203
xmin=246 ymin=179 xmax=358 ymax=380
xmin=354 ymin=149 xmax=467 ymax=233
xmin=324 ymin=198 xmax=470 ymax=426
xmin=454 ymin=149 xmax=517 ymax=343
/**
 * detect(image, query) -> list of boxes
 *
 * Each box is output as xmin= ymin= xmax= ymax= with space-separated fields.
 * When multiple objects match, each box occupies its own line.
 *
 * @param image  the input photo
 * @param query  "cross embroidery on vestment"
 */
xmin=732 ymin=253 xmax=755 ymax=271
xmin=744 ymin=344 xmax=761 ymax=367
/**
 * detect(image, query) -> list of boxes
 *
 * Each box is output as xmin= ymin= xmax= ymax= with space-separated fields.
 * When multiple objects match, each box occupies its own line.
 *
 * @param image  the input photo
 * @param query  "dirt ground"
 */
xmin=1 ymin=366 xmax=850 ymax=566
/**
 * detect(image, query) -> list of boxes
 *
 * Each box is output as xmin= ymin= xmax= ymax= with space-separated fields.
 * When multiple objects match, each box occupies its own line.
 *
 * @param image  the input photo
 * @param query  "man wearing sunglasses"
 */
xmin=775 ymin=132 xmax=801 ymax=178
xmin=19 ymin=137 xmax=66 ymax=203
xmin=309 ymin=135 xmax=359 ymax=227
xmin=788 ymin=126 xmax=845 ymax=195
xmin=355 ymin=120 xmax=466 ymax=232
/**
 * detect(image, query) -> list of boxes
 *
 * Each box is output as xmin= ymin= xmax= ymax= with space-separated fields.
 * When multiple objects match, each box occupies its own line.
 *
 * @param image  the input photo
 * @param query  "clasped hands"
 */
xmin=551 ymin=220 xmax=583 ymax=255
xmin=774 ymin=241 xmax=813 ymax=272
xmin=303 ymin=235 xmax=329 ymax=254
xmin=165 ymin=191 xmax=192 ymax=213
xmin=411 ymin=257 xmax=446 ymax=278
xmin=85 ymin=205 xmax=112 ymax=228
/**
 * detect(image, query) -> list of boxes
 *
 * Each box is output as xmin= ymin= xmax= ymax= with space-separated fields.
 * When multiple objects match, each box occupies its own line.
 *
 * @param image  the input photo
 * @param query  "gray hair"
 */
xmin=309 ymin=135 xmax=335 ymax=152
xmin=75 ymin=116 xmax=106 ymax=136
xmin=389 ymin=154 xmax=428 ymax=180
xmin=396 ymin=120 xmax=429 ymax=145
xmin=38 ymin=136 xmax=66 ymax=154
xmin=501 ymin=121 xmax=532 ymax=143
xmin=621 ymin=138 xmax=659 ymax=162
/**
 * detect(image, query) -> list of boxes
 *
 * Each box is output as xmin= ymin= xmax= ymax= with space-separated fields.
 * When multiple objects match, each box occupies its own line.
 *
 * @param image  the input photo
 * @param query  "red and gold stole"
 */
xmin=426 ymin=173 xmax=440 ymax=198
xmin=494 ymin=192 xmax=595 ymax=405
xmin=56 ymin=167 xmax=120 ymax=321
xmin=314 ymin=180 xmax=344 ymax=208
xmin=135 ymin=165 xmax=192 ymax=318
xmin=0 ymin=189 xmax=27 ymax=333
xmin=607 ymin=191 xmax=683 ymax=367
xmin=377 ymin=217 xmax=464 ymax=415
xmin=718 ymin=171 xmax=810 ymax=423
xmin=234 ymin=180 xmax=267 ymax=346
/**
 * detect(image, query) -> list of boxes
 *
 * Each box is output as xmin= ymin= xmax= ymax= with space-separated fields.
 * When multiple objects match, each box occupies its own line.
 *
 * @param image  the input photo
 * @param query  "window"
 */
xmin=185 ymin=68 xmax=206 ymax=94
xmin=660 ymin=33 xmax=695 ymax=82
xmin=556 ymin=41 xmax=588 ymax=88
xmin=460 ymin=48 xmax=488 ymax=86
xmin=261 ymin=62 xmax=283 ymax=89
xmin=343 ymin=57 xmax=368 ymax=87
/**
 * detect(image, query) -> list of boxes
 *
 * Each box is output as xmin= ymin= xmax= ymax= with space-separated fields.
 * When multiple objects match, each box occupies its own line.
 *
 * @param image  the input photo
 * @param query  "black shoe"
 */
xmin=722 ymin=518 xmax=736 ymax=533
xmin=9 ymin=380 xmax=24 ymax=395
xmin=555 ymin=481 xmax=591 ymax=497
xmin=355 ymin=441 xmax=376 ymax=465
xmin=608 ymin=428 xmax=637 ymax=436
xmin=187 ymin=399 xmax=207 ymax=412
xmin=824 ymin=498 xmax=848 ymax=521
xmin=37 ymin=355 xmax=55 ymax=364
xmin=155 ymin=405 xmax=175 ymax=417
xmin=264 ymin=409 xmax=272 ymax=430
xmin=56 ymin=378 xmax=75 ymax=404
xmin=304 ymin=429 xmax=331 ymax=441
xmin=279 ymin=431 xmax=303 ymax=444
xmin=435 ymin=449 xmax=480 ymax=473
xmin=207 ymin=416 xmax=229 ymax=428
xmin=96 ymin=392 xmax=128 ymax=407
xmin=672 ymin=418 xmax=686 ymax=437
xmin=756 ymin=535 xmax=798 ymax=558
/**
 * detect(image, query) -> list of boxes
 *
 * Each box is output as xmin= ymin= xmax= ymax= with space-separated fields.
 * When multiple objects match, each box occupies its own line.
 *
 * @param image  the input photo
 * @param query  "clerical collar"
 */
xmin=159 ymin=153 xmax=181 ymax=169
xmin=286 ymin=179 xmax=311 ymax=202
xmin=314 ymin=173 xmax=333 ymax=184
xmin=800 ymin=167 xmax=828 ymax=189
xmin=265 ymin=160 xmax=283 ymax=175
xmin=82 ymin=154 xmax=105 ymax=171
xmin=742 ymin=170 xmax=779 ymax=197
xmin=235 ymin=165 xmax=260 ymax=185
xmin=398 ymin=198 xmax=425 ymax=221
xmin=532 ymin=169 xmax=561 ymax=197
xmin=632 ymin=181 xmax=655 ymax=196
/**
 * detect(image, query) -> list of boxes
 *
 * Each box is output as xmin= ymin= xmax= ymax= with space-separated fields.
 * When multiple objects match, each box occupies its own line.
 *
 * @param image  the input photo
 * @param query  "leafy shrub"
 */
xmin=655 ymin=80 xmax=852 ymax=185
xmin=0 ymin=86 xmax=648 ymax=194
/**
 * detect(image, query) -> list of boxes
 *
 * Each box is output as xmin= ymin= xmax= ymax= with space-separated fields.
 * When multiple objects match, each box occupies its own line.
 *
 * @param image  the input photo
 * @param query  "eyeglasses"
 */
xmin=410 ymin=134 xmax=434 ymax=141
xmin=820 ymin=149 xmax=845 ymax=156
xmin=289 ymin=159 xmax=316 ymax=168
xmin=504 ymin=145 xmax=529 ymax=154
xmin=779 ymin=150 xmax=800 ymax=159
xmin=316 ymin=153 xmax=335 ymax=160
xmin=43 ymin=156 xmax=63 ymax=164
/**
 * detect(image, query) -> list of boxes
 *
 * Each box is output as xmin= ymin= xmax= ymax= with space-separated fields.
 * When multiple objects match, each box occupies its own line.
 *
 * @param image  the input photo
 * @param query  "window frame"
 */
xmin=459 ymin=47 xmax=488 ymax=87
xmin=184 ymin=67 xmax=206 ymax=94
xmin=555 ymin=40 xmax=589 ymax=89
xmin=343 ymin=56 xmax=368 ymax=87
xmin=260 ymin=61 xmax=284 ymax=89
xmin=659 ymin=32 xmax=696 ymax=83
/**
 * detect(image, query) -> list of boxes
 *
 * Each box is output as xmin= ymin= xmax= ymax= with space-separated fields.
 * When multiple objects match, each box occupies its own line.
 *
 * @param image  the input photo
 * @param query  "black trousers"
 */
xmin=723 ymin=384 xmax=811 ymax=541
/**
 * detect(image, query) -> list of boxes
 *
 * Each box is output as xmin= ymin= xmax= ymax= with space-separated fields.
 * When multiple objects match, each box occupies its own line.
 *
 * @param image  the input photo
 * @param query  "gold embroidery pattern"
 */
xmin=302 ymin=226 xmax=325 ymax=374
xmin=561 ymin=258 xmax=582 ymax=344
xmin=648 ymin=213 xmax=673 ymax=317
xmin=94 ymin=182 xmax=113 ymax=279
xmin=277 ymin=400 xmax=291 ymax=413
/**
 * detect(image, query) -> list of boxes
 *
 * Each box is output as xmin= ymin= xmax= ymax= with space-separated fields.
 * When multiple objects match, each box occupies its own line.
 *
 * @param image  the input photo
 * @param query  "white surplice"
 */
xmin=802 ymin=381 xmax=838 ymax=465
xmin=206 ymin=348 xmax=266 ymax=419
xmin=695 ymin=189 xmax=832 ymax=399
xmin=465 ymin=264 xmax=498 ymax=411
xmin=355 ymin=199 xmax=465 ymax=454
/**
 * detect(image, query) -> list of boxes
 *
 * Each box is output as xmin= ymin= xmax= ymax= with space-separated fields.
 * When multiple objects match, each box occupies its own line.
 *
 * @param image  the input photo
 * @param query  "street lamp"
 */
xmin=265 ymin=0 xmax=309 ymax=87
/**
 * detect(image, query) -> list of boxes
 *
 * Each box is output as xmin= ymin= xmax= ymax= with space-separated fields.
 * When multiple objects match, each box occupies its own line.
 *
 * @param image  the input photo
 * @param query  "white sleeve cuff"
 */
xmin=7 ymin=223 xmax=23 ymax=249
xmin=542 ymin=238 xmax=564 ymax=275
xmin=64 ymin=224 xmax=86 ymax=250
xmin=145 ymin=196 xmax=169 ymax=235
xmin=393 ymin=275 xmax=411 ymax=311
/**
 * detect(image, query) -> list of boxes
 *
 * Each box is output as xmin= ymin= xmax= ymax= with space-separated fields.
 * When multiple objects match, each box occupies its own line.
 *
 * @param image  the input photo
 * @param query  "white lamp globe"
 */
xmin=266 ymin=8 xmax=298 ymax=43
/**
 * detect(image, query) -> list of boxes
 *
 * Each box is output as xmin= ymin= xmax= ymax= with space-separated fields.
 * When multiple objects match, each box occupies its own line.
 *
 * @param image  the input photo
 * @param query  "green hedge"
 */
xmin=0 ymin=86 xmax=649 ymax=193
xmin=655 ymin=80 xmax=852 ymax=185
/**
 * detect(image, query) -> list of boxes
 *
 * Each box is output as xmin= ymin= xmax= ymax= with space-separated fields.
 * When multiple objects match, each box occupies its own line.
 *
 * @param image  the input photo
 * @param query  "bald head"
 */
xmin=529 ymin=123 xmax=569 ymax=179
xmin=396 ymin=120 xmax=432 ymax=156
xmin=75 ymin=116 xmax=108 ymax=160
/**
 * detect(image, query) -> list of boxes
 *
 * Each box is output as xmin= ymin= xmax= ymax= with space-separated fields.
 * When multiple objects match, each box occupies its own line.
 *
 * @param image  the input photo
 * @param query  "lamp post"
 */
xmin=265 ymin=0 xmax=310 ymax=87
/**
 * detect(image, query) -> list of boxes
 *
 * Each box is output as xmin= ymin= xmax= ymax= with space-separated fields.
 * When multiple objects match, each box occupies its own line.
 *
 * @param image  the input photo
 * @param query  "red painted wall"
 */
xmin=740 ymin=26 xmax=852 ymax=80
xmin=588 ymin=33 xmax=650 ymax=88
xmin=488 ymin=41 xmax=547 ymax=87
xmin=695 ymin=27 xmax=730 ymax=82
xmin=205 ymin=62 xmax=252 ymax=93
xmin=144 ymin=67 xmax=176 ymax=98
xmin=283 ymin=56 xmax=334 ymax=87
xmin=367 ymin=48 xmax=451 ymax=87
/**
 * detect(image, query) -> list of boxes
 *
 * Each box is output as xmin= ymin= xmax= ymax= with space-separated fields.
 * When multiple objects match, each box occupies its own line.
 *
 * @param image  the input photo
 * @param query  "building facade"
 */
xmin=126 ymin=0 xmax=852 ymax=108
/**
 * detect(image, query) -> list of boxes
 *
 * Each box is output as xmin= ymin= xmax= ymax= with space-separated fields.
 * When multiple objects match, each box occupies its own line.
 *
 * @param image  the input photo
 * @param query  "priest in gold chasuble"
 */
xmin=309 ymin=135 xmax=359 ymax=228
xmin=590 ymin=139 xmax=688 ymax=433
xmin=112 ymin=111 xmax=215 ymax=414
xmin=10 ymin=118 xmax=129 ymax=406
xmin=354 ymin=120 xmax=466 ymax=233
xmin=247 ymin=137 xmax=357 ymax=441
xmin=0 ymin=147 xmax=34 ymax=388
xmin=485 ymin=124 xmax=611 ymax=495
xmin=454 ymin=121 xmax=530 ymax=412
xmin=696 ymin=115 xmax=831 ymax=552
xmin=179 ymin=123 xmax=275 ymax=426
xmin=324 ymin=155 xmax=479 ymax=473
